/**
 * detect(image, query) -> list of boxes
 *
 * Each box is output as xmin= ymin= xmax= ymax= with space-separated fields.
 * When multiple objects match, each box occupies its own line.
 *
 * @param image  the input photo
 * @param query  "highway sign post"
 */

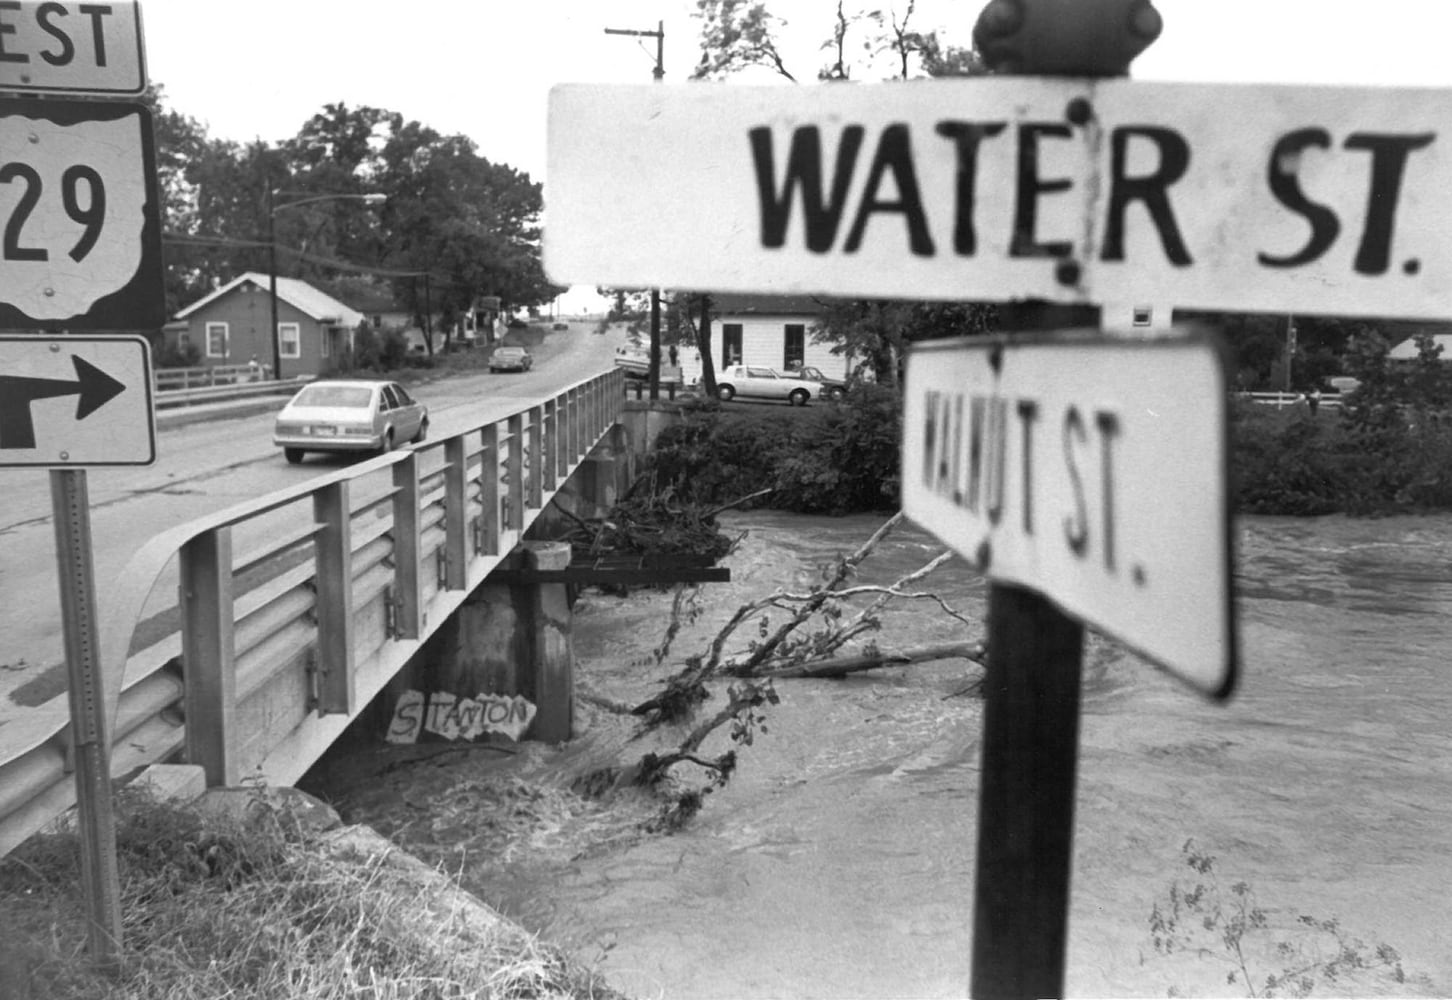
xmin=0 ymin=336 xmax=153 ymax=967
xmin=1 ymin=2 xmax=156 ymax=966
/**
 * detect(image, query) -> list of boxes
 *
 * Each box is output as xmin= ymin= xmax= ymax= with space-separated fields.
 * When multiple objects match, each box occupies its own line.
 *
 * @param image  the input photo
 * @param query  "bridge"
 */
xmin=0 ymin=368 xmax=630 ymax=857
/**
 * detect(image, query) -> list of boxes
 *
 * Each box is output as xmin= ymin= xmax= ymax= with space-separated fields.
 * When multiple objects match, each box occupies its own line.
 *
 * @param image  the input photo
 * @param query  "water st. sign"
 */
xmin=546 ymin=78 xmax=1449 ymax=318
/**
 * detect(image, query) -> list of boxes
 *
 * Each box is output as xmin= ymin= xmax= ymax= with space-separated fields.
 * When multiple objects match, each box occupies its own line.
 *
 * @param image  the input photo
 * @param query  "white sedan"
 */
xmin=272 ymin=380 xmax=429 ymax=464
xmin=715 ymin=365 xmax=825 ymax=406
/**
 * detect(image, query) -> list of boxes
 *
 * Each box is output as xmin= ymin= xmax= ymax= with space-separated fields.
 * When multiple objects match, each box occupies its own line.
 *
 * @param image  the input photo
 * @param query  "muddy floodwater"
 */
xmin=307 ymin=510 xmax=1452 ymax=998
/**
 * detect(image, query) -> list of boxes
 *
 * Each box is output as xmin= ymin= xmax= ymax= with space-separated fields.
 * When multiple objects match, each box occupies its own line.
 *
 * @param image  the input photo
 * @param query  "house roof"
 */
xmin=175 ymin=272 xmax=366 ymax=328
xmin=711 ymin=293 xmax=824 ymax=316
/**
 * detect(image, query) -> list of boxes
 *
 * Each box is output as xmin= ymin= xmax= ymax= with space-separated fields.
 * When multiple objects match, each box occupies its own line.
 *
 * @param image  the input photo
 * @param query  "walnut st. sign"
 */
xmin=901 ymin=333 xmax=1235 ymax=696
xmin=546 ymin=79 xmax=1449 ymax=318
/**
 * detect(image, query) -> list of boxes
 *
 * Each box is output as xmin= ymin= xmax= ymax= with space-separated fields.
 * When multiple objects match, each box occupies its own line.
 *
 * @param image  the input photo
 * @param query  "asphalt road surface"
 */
xmin=0 ymin=323 xmax=623 ymax=757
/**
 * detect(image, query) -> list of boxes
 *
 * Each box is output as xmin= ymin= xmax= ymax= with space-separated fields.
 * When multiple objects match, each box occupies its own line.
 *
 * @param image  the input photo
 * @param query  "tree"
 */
xmin=693 ymin=0 xmax=982 ymax=83
xmin=812 ymin=299 xmax=996 ymax=387
xmin=692 ymin=1 xmax=993 ymax=371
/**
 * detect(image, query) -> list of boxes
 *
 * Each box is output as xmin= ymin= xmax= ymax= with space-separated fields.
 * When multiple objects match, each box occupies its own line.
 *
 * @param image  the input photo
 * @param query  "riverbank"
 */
xmin=307 ymin=509 xmax=1449 ymax=998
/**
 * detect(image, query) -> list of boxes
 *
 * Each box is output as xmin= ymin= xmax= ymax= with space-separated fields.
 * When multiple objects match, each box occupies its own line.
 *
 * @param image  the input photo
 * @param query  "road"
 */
xmin=0 ymin=322 xmax=625 ymax=751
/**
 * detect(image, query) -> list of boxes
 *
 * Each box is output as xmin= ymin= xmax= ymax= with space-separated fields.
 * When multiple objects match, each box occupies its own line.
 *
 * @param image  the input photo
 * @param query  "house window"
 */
xmin=279 ymin=323 xmax=301 ymax=359
xmin=722 ymin=323 xmax=743 ymax=368
xmin=371 ymin=314 xmax=383 ymax=329
xmin=205 ymin=322 xmax=228 ymax=358
xmin=784 ymin=324 xmax=805 ymax=371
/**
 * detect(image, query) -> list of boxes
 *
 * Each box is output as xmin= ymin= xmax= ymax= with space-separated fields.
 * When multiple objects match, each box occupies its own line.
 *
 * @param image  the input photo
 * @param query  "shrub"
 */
xmin=647 ymin=387 xmax=901 ymax=515
xmin=1149 ymin=840 xmax=1410 ymax=997
xmin=154 ymin=339 xmax=201 ymax=369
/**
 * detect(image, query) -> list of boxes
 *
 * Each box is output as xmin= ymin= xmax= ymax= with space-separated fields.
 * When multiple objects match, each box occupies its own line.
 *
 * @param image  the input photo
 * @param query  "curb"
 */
xmin=155 ymin=397 xmax=285 ymax=431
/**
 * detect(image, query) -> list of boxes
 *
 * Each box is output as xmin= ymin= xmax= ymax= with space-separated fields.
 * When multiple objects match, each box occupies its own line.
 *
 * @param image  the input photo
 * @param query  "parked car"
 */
xmin=489 ymin=346 xmax=534 ymax=372
xmin=715 ymin=365 xmax=824 ymax=406
xmin=272 ymin=380 xmax=428 ymax=464
xmin=614 ymin=345 xmax=650 ymax=378
xmin=552 ymin=321 xmax=569 ymax=330
xmin=784 ymin=363 xmax=847 ymax=400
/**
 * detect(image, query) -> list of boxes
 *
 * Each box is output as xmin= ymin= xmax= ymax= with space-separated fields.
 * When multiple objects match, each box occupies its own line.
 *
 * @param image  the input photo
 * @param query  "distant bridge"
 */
xmin=0 ymin=369 xmax=626 ymax=857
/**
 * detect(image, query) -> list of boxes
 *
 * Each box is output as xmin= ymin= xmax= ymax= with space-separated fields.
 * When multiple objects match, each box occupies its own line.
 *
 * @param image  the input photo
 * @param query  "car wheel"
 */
xmin=284 ymin=448 xmax=305 ymax=465
xmin=380 ymin=429 xmax=395 ymax=454
xmin=718 ymin=384 xmax=736 ymax=401
xmin=412 ymin=417 xmax=429 ymax=443
xmin=829 ymin=386 xmax=845 ymax=401
xmin=789 ymin=388 xmax=809 ymax=407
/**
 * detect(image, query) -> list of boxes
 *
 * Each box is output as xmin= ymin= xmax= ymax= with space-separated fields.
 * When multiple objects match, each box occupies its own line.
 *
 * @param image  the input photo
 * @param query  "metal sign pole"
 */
xmin=966 ymin=4 xmax=1162 ymax=996
xmin=970 ymin=583 xmax=1083 ymax=998
xmin=50 ymin=468 xmax=123 ymax=966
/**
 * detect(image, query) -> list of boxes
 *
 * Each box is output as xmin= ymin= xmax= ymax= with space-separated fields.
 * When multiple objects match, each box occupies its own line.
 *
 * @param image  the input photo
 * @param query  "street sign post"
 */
xmin=0 ymin=1 xmax=147 ymax=96
xmin=0 ymin=333 xmax=152 ymax=968
xmin=547 ymin=77 xmax=1452 ymax=319
xmin=0 ymin=1 xmax=156 ymax=968
xmin=0 ymin=335 xmax=155 ymax=466
xmin=902 ymin=332 xmax=1236 ymax=697
xmin=0 ymin=98 xmax=165 ymax=330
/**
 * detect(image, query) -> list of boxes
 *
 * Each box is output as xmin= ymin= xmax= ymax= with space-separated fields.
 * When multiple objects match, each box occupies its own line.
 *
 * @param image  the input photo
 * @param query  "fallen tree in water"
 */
xmin=578 ymin=512 xmax=984 ymax=828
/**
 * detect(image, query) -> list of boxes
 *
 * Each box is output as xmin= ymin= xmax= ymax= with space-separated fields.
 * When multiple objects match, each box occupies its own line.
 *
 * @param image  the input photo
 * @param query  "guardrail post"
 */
xmin=507 ymin=413 xmax=525 ymax=533
xmin=479 ymin=423 xmax=501 ymax=555
xmin=444 ymin=437 xmax=468 ymax=590
xmin=312 ymin=482 xmax=355 ymax=715
xmin=527 ymin=405 xmax=544 ymax=510
xmin=180 ymin=526 xmax=238 ymax=786
xmin=555 ymin=393 xmax=570 ymax=480
xmin=543 ymin=398 xmax=559 ymax=492
xmin=390 ymin=454 xmax=422 ymax=638
xmin=574 ymin=386 xmax=587 ymax=460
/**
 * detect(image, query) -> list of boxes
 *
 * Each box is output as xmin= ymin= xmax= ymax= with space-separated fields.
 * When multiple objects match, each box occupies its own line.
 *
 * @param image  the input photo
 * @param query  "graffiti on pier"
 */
xmin=387 ymin=689 xmax=537 ymax=744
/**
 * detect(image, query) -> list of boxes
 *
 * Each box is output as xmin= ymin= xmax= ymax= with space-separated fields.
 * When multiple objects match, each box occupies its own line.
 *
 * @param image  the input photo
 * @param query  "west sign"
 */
xmin=0 ymin=1 xmax=147 ymax=96
xmin=901 ymin=332 xmax=1236 ymax=697
xmin=546 ymin=79 xmax=1451 ymax=319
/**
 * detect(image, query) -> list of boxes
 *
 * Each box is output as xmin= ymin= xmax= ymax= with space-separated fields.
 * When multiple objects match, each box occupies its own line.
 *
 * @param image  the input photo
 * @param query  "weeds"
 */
xmin=0 ymin=786 xmax=620 ymax=999
xmin=1149 ymin=840 xmax=1408 ymax=997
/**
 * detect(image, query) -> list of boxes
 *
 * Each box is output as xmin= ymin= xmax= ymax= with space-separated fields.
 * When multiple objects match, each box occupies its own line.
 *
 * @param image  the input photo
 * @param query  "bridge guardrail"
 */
xmin=0 ymin=368 xmax=625 ymax=858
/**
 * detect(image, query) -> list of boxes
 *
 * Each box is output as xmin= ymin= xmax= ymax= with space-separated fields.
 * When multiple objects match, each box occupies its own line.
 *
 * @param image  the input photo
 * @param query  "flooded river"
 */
xmin=309 ymin=511 xmax=1452 ymax=997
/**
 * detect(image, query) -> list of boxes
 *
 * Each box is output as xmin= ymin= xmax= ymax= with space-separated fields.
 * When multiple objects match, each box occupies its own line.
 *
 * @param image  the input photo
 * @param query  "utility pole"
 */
xmin=605 ymin=20 xmax=665 ymax=399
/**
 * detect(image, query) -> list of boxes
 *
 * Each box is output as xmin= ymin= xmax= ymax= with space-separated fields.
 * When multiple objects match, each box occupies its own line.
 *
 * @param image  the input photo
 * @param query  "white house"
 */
xmin=1387 ymin=329 xmax=1452 ymax=362
xmin=676 ymin=294 xmax=852 ymax=386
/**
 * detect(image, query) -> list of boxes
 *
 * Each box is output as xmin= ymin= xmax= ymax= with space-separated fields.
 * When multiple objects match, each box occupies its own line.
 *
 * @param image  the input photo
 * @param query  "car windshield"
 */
xmin=495 ymin=348 xmax=525 ymax=356
xmin=292 ymin=385 xmax=373 ymax=408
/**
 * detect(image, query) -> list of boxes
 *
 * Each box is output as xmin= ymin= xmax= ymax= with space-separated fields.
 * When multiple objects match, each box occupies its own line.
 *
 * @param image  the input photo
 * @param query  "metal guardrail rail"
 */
xmin=154 ymin=363 xmax=274 ymax=391
xmin=0 ymin=368 xmax=625 ymax=857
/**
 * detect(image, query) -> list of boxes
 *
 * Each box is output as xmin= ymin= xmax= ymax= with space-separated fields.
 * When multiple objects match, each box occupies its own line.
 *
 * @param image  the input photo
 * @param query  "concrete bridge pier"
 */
xmin=385 ymin=540 xmax=575 ymax=744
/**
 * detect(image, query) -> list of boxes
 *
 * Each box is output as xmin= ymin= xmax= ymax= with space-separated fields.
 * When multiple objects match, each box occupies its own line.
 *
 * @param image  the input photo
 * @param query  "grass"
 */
xmin=0 ymin=786 xmax=623 ymax=1000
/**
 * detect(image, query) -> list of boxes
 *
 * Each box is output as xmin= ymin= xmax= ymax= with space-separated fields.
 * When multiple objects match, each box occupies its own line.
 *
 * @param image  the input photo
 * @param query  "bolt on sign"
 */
xmin=902 ymin=332 xmax=1235 ymax=697
xmin=0 ymin=1 xmax=147 ymax=95
xmin=546 ymin=79 xmax=1450 ymax=318
xmin=0 ymin=97 xmax=164 ymax=329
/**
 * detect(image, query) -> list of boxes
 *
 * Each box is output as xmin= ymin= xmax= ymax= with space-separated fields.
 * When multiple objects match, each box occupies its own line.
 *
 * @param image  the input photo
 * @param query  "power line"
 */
xmin=162 ymin=230 xmax=459 ymax=283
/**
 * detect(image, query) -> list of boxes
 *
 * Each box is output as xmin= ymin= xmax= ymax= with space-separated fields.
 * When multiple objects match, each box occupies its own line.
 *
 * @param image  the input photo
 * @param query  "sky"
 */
xmin=134 ymin=0 xmax=1452 ymax=311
